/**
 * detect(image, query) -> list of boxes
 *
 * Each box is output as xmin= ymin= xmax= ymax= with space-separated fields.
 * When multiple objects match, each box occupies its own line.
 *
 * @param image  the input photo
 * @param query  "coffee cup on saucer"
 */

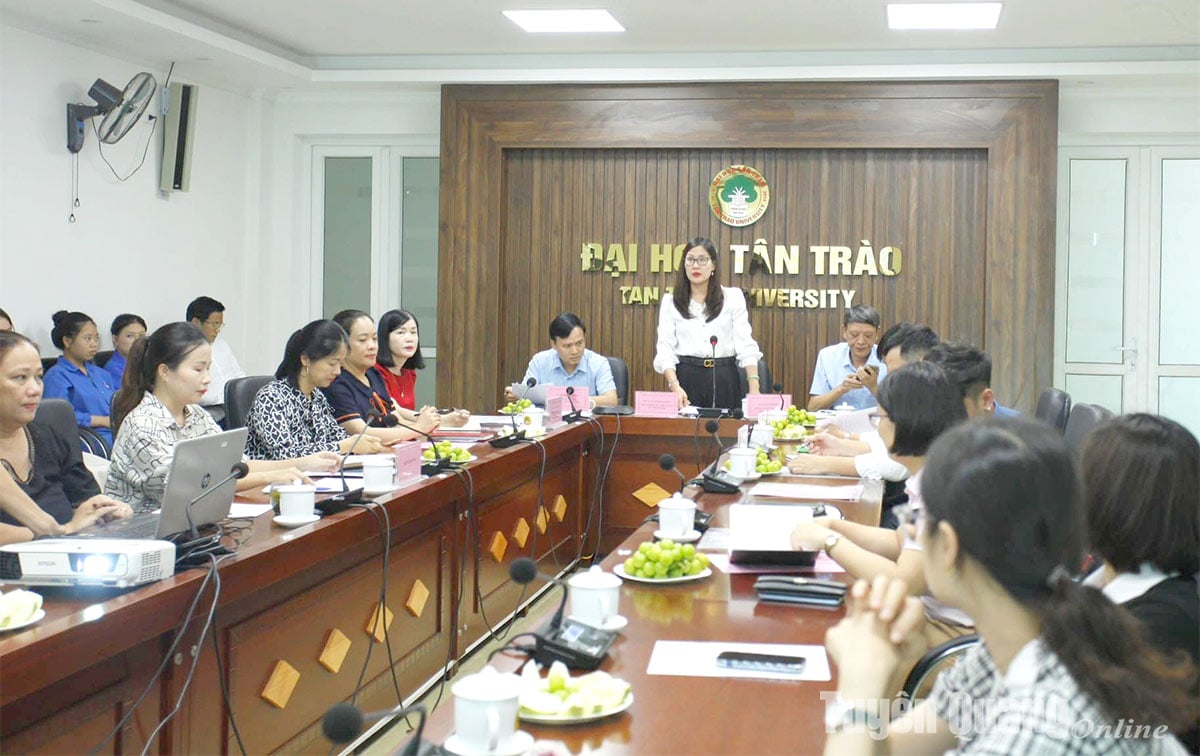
xmin=521 ymin=407 xmax=546 ymax=436
xmin=446 ymin=667 xmax=529 ymax=755
xmin=276 ymin=484 xmax=316 ymax=520
xmin=727 ymin=447 xmax=758 ymax=478
xmin=361 ymin=457 xmax=395 ymax=490
xmin=657 ymin=494 xmax=697 ymax=539
xmin=568 ymin=566 xmax=624 ymax=630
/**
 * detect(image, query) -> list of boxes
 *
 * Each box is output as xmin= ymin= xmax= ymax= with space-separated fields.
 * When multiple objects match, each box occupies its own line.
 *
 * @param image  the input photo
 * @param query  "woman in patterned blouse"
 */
xmin=105 ymin=323 xmax=340 ymax=511
xmin=245 ymin=319 xmax=388 ymax=461
xmin=821 ymin=419 xmax=1193 ymax=755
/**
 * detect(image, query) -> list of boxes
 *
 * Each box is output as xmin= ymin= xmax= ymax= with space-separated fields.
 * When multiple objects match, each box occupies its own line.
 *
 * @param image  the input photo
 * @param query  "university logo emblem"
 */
xmin=708 ymin=165 xmax=769 ymax=227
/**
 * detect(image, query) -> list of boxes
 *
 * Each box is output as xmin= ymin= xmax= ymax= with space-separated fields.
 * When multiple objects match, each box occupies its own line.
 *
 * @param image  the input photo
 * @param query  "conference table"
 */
xmin=0 ymin=416 xmax=880 ymax=754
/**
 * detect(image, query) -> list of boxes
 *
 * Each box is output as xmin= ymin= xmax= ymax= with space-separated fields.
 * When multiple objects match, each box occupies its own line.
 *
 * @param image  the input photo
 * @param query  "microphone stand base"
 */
xmin=533 ymin=617 xmax=616 ymax=670
xmin=489 ymin=430 xmax=526 ymax=448
xmin=420 ymin=460 xmax=453 ymax=477
xmin=561 ymin=411 xmax=583 ymax=424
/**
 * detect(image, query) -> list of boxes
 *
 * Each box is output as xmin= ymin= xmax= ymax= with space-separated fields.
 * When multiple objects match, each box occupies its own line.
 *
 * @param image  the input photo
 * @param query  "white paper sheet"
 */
xmin=748 ymin=482 xmax=863 ymax=501
xmin=646 ymin=641 xmax=831 ymax=682
xmin=228 ymin=503 xmax=273 ymax=518
xmin=261 ymin=477 xmax=361 ymax=494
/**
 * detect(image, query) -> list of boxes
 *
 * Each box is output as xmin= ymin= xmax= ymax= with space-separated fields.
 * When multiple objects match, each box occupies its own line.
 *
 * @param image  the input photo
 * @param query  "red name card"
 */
xmin=545 ymin=386 xmax=588 ymax=416
xmin=545 ymin=395 xmax=565 ymax=426
xmin=392 ymin=440 xmax=422 ymax=482
xmin=744 ymin=393 xmax=792 ymax=420
xmin=635 ymin=391 xmax=679 ymax=418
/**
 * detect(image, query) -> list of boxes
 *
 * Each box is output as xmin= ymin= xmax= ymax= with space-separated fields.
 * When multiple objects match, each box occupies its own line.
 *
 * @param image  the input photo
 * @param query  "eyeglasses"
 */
xmin=683 ymin=256 xmax=712 ymax=267
xmin=868 ymin=412 xmax=888 ymax=427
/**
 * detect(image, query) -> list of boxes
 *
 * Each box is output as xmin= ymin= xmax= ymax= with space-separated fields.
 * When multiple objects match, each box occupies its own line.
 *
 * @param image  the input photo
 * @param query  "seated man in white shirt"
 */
xmin=504 ymin=313 xmax=619 ymax=407
xmin=186 ymin=296 xmax=245 ymax=422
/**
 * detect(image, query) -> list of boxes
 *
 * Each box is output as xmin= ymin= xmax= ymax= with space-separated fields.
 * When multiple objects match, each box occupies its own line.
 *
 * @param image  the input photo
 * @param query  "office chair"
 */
xmin=901 ymin=633 xmax=981 ymax=701
xmin=605 ymin=356 xmax=629 ymax=405
xmin=40 ymin=357 xmax=58 ymax=374
xmin=94 ymin=350 xmax=115 ymax=368
xmin=1034 ymin=388 xmax=1071 ymax=433
xmin=33 ymin=398 xmax=106 ymax=464
xmin=739 ymin=358 xmax=773 ymax=397
xmin=1064 ymin=402 xmax=1115 ymax=453
xmin=224 ymin=375 xmax=273 ymax=430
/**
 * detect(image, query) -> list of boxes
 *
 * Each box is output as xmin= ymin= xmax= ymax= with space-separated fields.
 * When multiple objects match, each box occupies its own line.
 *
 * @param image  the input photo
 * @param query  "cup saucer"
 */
xmin=273 ymin=514 xmax=320 ymax=528
xmin=568 ymin=614 xmax=629 ymax=632
xmin=443 ymin=729 xmax=534 ymax=756
xmin=653 ymin=528 xmax=702 ymax=543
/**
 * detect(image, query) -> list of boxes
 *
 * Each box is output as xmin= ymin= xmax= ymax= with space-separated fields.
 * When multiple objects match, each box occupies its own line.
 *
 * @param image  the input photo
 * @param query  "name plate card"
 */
xmin=392 ymin=440 xmax=422 ymax=482
xmin=744 ymin=393 xmax=792 ymax=420
xmin=545 ymin=386 xmax=588 ymax=415
xmin=635 ymin=391 xmax=679 ymax=418
xmin=545 ymin=395 xmax=565 ymax=426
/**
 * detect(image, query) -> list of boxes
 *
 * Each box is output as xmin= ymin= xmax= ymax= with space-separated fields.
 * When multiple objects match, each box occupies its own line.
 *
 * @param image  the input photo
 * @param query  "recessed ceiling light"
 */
xmin=887 ymin=3 xmax=1002 ymax=30
xmin=502 ymin=9 xmax=624 ymax=33
xmin=80 ymin=18 xmax=103 ymax=24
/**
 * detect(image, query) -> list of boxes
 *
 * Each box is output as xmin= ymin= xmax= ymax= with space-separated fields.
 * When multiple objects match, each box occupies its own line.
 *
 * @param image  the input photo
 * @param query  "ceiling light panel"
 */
xmin=887 ymin=3 xmax=1002 ymax=30
xmin=502 ymin=9 xmax=625 ymax=33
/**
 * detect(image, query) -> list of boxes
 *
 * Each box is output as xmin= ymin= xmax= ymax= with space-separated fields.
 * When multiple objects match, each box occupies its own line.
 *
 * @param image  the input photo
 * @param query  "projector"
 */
xmin=0 ymin=539 xmax=175 ymax=588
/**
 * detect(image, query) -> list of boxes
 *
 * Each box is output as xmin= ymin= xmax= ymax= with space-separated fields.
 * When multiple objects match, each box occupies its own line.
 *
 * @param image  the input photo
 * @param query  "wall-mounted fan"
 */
xmin=66 ymin=72 xmax=157 ymax=153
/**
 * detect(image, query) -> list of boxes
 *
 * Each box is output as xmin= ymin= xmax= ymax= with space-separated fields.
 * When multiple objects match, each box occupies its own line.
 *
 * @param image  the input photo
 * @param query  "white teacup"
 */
xmin=522 ymin=407 xmax=546 ymax=435
xmin=451 ymin=666 xmax=522 ymax=753
xmin=276 ymin=484 xmax=315 ymax=520
xmin=568 ymin=566 xmax=622 ymax=628
xmin=657 ymin=494 xmax=697 ymax=538
xmin=749 ymin=423 xmax=774 ymax=448
xmin=727 ymin=447 xmax=758 ymax=478
xmin=361 ymin=457 xmax=395 ymax=489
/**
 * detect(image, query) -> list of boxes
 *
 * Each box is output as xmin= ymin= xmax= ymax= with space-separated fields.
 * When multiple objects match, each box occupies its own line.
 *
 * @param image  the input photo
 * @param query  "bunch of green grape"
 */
xmin=770 ymin=405 xmax=817 ymax=438
xmin=423 ymin=441 xmax=472 ymax=463
xmin=500 ymin=398 xmax=534 ymax=414
xmin=755 ymin=449 xmax=783 ymax=473
xmin=623 ymin=540 xmax=710 ymax=579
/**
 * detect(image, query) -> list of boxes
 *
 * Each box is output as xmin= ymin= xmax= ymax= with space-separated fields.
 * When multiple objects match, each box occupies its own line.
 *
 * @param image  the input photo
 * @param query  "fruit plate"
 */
xmin=758 ymin=468 xmax=783 ymax=477
xmin=0 ymin=608 xmax=46 ymax=632
xmin=519 ymin=694 xmax=634 ymax=725
xmin=614 ymin=564 xmax=712 ymax=584
xmin=423 ymin=454 xmax=477 ymax=465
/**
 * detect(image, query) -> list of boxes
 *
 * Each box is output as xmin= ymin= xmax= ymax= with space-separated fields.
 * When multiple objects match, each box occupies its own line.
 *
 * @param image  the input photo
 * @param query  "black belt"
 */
xmin=679 ymin=355 xmax=737 ymax=369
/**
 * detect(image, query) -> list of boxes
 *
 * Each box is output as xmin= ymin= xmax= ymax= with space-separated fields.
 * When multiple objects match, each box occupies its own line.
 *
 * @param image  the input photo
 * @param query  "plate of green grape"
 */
xmin=499 ymin=398 xmax=534 ymax=415
xmin=423 ymin=441 xmax=475 ymax=464
xmin=616 ymin=540 xmax=712 ymax=584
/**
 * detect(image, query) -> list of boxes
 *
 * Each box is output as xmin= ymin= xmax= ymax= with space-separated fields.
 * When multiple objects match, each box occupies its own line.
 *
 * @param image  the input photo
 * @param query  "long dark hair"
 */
xmin=671 ymin=237 xmax=724 ymax=322
xmin=922 ymin=418 xmax=1196 ymax=733
xmin=376 ymin=309 xmax=425 ymax=371
xmin=1082 ymin=414 xmax=1199 ymax=576
xmin=876 ymin=361 xmax=967 ymax=457
xmin=110 ymin=313 xmax=147 ymax=337
xmin=50 ymin=310 xmax=94 ymax=351
xmin=276 ymin=320 xmax=349 ymax=387
xmin=112 ymin=322 xmax=208 ymax=432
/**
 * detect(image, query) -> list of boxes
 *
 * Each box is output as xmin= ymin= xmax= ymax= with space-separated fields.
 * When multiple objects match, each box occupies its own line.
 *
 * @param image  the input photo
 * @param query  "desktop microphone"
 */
xmin=658 ymin=454 xmax=688 ymax=493
xmin=322 ymin=702 xmax=436 ymax=755
xmin=184 ymin=462 xmax=249 ymax=539
xmin=562 ymin=386 xmax=583 ymax=424
xmin=508 ymin=557 xmax=615 ymax=670
xmin=774 ymin=382 xmax=786 ymax=410
xmin=326 ymin=406 xmax=389 ymax=510
xmin=709 ymin=335 xmax=719 ymax=410
xmin=698 ymin=419 xmax=744 ymax=494
xmin=389 ymin=416 xmax=455 ymax=476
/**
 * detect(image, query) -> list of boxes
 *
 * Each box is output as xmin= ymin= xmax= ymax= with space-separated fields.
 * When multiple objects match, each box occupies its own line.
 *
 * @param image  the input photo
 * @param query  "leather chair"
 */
xmin=1064 ymin=402 xmax=1115 ymax=453
xmin=41 ymin=357 xmax=57 ymax=374
xmin=605 ymin=357 xmax=630 ymax=405
xmin=224 ymin=375 xmax=273 ymax=430
xmin=94 ymin=350 xmax=115 ymax=368
xmin=34 ymin=398 xmax=100 ymax=463
xmin=739 ymin=358 xmax=773 ymax=397
xmin=901 ymin=633 xmax=981 ymax=701
xmin=1034 ymin=387 xmax=1072 ymax=433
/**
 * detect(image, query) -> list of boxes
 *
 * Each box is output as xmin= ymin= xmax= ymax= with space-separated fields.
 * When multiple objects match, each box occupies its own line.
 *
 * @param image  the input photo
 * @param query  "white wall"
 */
xmin=0 ymin=24 xmax=256 ymax=367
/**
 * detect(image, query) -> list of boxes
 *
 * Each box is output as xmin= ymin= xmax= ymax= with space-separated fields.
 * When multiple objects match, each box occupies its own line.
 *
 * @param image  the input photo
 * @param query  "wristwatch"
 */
xmin=824 ymin=696 xmax=881 ymax=733
xmin=823 ymin=532 xmax=842 ymax=553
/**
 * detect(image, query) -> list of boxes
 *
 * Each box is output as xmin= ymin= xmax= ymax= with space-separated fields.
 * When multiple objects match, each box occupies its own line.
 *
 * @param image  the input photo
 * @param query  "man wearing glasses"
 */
xmin=186 ymin=296 xmax=245 ymax=422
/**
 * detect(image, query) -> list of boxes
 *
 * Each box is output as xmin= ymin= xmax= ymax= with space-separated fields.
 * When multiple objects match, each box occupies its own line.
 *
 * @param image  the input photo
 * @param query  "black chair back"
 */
xmin=41 ymin=356 xmax=57 ymax=374
xmin=739 ymin=358 xmax=773 ymax=398
xmin=1064 ymin=402 xmax=1115 ymax=452
xmin=605 ymin=357 xmax=630 ymax=405
xmin=902 ymin=633 xmax=981 ymax=700
xmin=33 ymin=398 xmax=91 ymax=463
xmin=94 ymin=350 xmax=115 ymax=368
xmin=224 ymin=375 xmax=273 ymax=430
xmin=1034 ymin=387 xmax=1072 ymax=433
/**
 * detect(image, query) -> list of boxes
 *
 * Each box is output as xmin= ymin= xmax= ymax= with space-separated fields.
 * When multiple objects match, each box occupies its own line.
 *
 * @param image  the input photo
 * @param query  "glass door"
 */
xmin=1056 ymin=147 xmax=1200 ymax=436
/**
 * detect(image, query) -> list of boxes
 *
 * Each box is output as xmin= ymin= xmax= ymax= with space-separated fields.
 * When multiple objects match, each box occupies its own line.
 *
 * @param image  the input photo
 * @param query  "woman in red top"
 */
xmin=374 ymin=309 xmax=468 ymax=427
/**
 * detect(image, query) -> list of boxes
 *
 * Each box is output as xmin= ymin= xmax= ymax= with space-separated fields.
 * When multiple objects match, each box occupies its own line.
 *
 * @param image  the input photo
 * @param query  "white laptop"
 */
xmin=78 ymin=428 xmax=249 ymax=540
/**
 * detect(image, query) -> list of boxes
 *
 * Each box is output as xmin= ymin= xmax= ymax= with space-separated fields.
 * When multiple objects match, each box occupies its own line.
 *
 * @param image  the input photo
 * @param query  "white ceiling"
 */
xmin=2 ymin=0 xmax=1197 ymax=91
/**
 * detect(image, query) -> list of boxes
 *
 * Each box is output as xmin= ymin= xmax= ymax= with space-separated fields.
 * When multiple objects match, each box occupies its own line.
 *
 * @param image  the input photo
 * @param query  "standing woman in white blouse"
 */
xmin=654 ymin=238 xmax=763 ymax=410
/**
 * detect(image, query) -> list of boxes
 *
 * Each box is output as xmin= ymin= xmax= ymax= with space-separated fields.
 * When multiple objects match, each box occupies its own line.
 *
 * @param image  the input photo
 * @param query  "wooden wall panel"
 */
xmin=498 ymin=148 xmax=989 ymax=400
xmin=439 ymin=81 xmax=1058 ymax=412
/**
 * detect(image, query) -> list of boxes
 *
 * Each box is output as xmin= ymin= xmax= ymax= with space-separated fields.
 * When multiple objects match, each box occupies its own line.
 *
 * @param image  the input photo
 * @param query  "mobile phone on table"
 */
xmin=716 ymin=651 xmax=806 ymax=674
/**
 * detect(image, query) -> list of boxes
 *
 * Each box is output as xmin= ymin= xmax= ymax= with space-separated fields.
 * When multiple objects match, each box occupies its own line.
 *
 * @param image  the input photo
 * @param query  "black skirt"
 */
xmin=676 ymin=356 xmax=744 ymax=410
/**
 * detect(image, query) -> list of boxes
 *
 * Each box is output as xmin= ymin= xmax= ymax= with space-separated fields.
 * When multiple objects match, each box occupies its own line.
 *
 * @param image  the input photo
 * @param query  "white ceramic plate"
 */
xmin=273 ymin=514 xmax=320 ymax=528
xmin=423 ymin=454 xmax=477 ymax=465
xmin=614 ymin=564 xmax=712 ymax=584
xmin=0 ymin=608 xmax=46 ymax=632
xmin=519 ymin=693 xmax=634 ymax=725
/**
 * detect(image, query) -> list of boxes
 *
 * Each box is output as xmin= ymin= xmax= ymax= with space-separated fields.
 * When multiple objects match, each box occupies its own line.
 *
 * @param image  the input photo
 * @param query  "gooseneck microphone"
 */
xmin=322 ymin=702 xmax=432 ymax=755
xmin=513 ymin=376 xmax=537 ymax=431
xmin=563 ymin=386 xmax=583 ymax=424
xmin=658 ymin=454 xmax=688 ymax=493
xmin=184 ymin=462 xmax=249 ymax=538
xmin=709 ymin=335 xmax=719 ymax=410
xmin=508 ymin=557 xmax=615 ymax=669
xmin=698 ymin=419 xmax=744 ymax=494
xmin=327 ymin=406 xmax=388 ymax=508
xmin=774 ymin=382 xmax=786 ymax=410
xmin=390 ymin=417 xmax=451 ymax=476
